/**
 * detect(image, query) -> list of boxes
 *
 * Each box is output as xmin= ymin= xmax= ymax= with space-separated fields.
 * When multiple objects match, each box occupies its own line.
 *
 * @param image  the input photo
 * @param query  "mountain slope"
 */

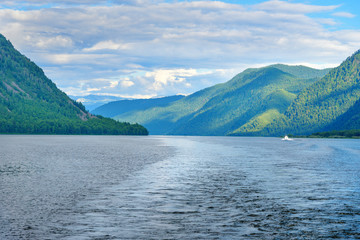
xmin=327 ymin=98 xmax=360 ymax=131
xmin=92 ymin=95 xmax=185 ymax=118
xmin=230 ymin=89 xmax=296 ymax=134
xmin=114 ymin=64 xmax=329 ymax=135
xmin=0 ymin=34 xmax=148 ymax=135
xmin=262 ymin=49 xmax=360 ymax=136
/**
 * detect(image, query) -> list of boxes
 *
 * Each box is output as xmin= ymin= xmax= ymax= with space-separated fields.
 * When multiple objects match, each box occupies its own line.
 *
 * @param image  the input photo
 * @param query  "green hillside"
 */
xmin=113 ymin=64 xmax=329 ymax=135
xmin=0 ymin=34 xmax=148 ymax=135
xmin=91 ymin=95 xmax=185 ymax=118
xmin=262 ymin=49 xmax=360 ymax=136
xmin=327 ymin=98 xmax=360 ymax=131
xmin=230 ymin=89 xmax=295 ymax=134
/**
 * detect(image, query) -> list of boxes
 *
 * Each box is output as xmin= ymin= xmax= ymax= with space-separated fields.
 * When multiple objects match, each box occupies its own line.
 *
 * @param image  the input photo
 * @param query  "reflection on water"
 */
xmin=1 ymin=136 xmax=360 ymax=239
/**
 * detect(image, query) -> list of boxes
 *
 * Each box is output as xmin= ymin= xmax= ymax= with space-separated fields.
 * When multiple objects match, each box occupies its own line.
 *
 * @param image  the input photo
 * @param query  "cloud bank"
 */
xmin=0 ymin=0 xmax=359 ymax=98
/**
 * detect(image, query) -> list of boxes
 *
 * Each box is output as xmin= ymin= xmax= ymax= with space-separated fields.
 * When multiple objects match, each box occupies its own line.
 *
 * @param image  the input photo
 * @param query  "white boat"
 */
xmin=282 ymin=135 xmax=293 ymax=141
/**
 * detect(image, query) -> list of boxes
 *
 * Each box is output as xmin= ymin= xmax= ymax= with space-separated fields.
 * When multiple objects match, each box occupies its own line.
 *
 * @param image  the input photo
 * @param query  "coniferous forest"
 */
xmin=261 ymin=49 xmax=360 ymax=136
xmin=95 ymin=50 xmax=360 ymax=136
xmin=0 ymin=34 xmax=148 ymax=135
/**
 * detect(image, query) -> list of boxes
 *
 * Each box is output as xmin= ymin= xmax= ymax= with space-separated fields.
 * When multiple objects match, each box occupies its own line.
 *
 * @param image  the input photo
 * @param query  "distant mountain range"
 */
xmin=93 ymin=50 xmax=360 ymax=136
xmin=0 ymin=34 xmax=148 ymax=135
xmin=95 ymin=64 xmax=331 ymax=135
xmin=91 ymin=95 xmax=185 ymax=118
xmin=69 ymin=94 xmax=127 ymax=111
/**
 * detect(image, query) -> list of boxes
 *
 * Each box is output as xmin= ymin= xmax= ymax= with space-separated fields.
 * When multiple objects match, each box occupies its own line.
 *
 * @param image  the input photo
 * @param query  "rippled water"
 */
xmin=1 ymin=135 xmax=360 ymax=239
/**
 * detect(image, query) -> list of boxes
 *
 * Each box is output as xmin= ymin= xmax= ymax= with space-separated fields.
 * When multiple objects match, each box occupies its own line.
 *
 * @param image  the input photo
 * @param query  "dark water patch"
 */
xmin=0 ymin=135 xmax=174 ymax=240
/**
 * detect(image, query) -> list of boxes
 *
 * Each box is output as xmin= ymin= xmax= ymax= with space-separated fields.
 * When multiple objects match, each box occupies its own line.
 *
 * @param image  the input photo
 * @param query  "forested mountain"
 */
xmin=112 ymin=64 xmax=330 ymax=135
xmin=0 ymin=34 xmax=148 ymax=135
xmin=260 ymin=49 xmax=360 ymax=136
xmin=109 ymin=49 xmax=360 ymax=136
xmin=91 ymin=95 xmax=185 ymax=118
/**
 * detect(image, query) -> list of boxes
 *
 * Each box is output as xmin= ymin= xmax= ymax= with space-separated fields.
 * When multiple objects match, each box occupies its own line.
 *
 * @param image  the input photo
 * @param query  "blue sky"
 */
xmin=0 ymin=0 xmax=360 ymax=99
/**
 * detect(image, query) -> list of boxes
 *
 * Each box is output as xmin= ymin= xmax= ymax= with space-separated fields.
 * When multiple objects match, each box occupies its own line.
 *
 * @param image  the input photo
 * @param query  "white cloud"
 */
xmin=42 ymin=53 xmax=105 ymax=64
xmin=316 ymin=18 xmax=337 ymax=26
xmin=94 ymin=93 xmax=157 ymax=99
xmin=86 ymin=87 xmax=101 ymax=92
xmin=332 ymin=12 xmax=356 ymax=18
xmin=254 ymin=0 xmax=339 ymax=14
xmin=185 ymin=82 xmax=192 ymax=88
xmin=145 ymin=69 xmax=200 ymax=90
xmin=35 ymin=35 xmax=74 ymax=49
xmin=108 ymin=80 xmax=119 ymax=88
xmin=83 ymin=40 xmax=133 ymax=52
xmin=120 ymin=79 xmax=135 ymax=88
xmin=0 ymin=0 xmax=116 ymax=8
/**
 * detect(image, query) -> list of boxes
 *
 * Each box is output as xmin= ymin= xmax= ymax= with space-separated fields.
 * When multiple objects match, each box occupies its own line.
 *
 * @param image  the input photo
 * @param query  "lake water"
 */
xmin=1 ymin=135 xmax=360 ymax=239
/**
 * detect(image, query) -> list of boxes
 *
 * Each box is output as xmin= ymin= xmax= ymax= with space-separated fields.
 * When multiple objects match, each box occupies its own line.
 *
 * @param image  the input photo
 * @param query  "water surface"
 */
xmin=1 ymin=135 xmax=360 ymax=239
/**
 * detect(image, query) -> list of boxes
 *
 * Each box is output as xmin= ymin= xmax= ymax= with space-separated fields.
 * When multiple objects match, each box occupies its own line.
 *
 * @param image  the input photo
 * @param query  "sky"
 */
xmin=0 ymin=0 xmax=360 ymax=99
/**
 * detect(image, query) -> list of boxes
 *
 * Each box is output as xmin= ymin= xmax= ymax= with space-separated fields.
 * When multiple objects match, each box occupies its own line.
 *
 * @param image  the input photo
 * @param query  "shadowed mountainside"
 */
xmin=0 ymin=34 xmax=148 ymax=135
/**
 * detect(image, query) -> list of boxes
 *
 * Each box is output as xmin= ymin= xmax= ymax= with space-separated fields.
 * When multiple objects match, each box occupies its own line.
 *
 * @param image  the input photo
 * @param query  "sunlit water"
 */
xmin=1 ymin=135 xmax=360 ymax=239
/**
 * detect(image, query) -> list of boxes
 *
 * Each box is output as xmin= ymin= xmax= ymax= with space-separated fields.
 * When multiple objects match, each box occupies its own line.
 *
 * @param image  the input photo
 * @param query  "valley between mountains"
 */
xmin=92 ymin=50 xmax=360 ymax=136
